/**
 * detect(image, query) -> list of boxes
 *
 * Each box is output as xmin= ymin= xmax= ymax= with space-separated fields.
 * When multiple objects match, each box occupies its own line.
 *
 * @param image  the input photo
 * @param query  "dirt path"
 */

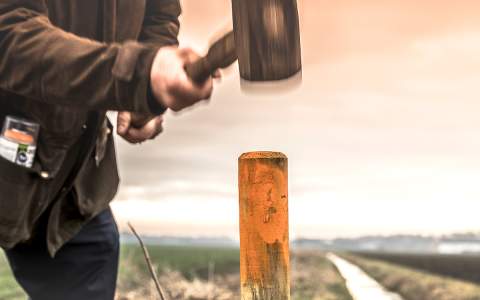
xmin=327 ymin=253 xmax=404 ymax=300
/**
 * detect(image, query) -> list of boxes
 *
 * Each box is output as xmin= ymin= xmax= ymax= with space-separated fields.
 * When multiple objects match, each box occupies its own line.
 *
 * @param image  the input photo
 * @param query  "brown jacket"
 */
xmin=0 ymin=0 xmax=181 ymax=256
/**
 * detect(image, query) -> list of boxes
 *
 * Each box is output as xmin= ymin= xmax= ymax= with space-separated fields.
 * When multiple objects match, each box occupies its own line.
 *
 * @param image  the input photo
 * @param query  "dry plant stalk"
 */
xmin=128 ymin=222 xmax=169 ymax=300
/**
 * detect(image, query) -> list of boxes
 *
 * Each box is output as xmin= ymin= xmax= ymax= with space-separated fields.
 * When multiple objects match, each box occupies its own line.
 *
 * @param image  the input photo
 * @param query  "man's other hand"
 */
xmin=150 ymin=46 xmax=214 ymax=112
xmin=117 ymin=112 xmax=164 ymax=144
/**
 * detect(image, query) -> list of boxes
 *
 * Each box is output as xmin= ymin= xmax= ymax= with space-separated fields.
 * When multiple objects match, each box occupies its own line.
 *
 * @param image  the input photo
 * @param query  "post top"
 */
xmin=239 ymin=151 xmax=287 ymax=160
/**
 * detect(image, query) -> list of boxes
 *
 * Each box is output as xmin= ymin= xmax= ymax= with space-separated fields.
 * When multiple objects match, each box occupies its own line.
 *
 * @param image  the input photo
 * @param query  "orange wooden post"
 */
xmin=238 ymin=152 xmax=290 ymax=300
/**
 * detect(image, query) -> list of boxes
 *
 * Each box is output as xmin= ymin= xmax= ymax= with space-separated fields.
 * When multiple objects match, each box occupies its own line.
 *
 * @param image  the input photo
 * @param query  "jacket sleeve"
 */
xmin=0 ymin=1 xmax=160 ymax=114
xmin=139 ymin=0 xmax=182 ymax=47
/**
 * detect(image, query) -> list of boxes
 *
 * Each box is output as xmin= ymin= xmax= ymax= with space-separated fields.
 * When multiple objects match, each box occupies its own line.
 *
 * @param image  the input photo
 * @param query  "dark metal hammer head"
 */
xmin=232 ymin=0 xmax=302 ymax=82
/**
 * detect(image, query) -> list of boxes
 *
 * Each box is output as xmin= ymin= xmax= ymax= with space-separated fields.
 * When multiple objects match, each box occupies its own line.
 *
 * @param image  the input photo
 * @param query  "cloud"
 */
xmin=112 ymin=1 xmax=480 ymax=238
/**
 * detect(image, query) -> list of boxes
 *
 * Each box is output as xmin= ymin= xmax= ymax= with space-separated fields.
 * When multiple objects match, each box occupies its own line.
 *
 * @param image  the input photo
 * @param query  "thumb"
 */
xmin=117 ymin=112 xmax=131 ymax=135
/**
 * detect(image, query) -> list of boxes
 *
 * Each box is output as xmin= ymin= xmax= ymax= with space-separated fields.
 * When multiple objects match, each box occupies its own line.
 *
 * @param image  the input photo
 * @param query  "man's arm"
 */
xmin=118 ymin=0 xmax=218 ymax=143
xmin=116 ymin=0 xmax=182 ymax=142
xmin=0 ymin=1 xmax=158 ymax=114
xmin=128 ymin=0 xmax=183 ymax=119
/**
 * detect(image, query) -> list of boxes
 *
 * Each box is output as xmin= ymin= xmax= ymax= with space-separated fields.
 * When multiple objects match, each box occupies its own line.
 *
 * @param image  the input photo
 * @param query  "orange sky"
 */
xmin=112 ymin=1 xmax=480 ymax=239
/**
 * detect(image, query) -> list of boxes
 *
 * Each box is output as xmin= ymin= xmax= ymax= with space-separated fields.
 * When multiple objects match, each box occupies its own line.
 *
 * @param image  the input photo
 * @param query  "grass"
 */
xmin=7 ymin=244 xmax=480 ymax=300
xmin=0 ymin=246 xmax=352 ymax=300
xmin=120 ymin=244 xmax=240 ymax=281
xmin=353 ymin=251 xmax=480 ymax=284
xmin=343 ymin=253 xmax=480 ymax=300
xmin=0 ymin=252 xmax=26 ymax=300
xmin=116 ymin=244 xmax=241 ymax=299
xmin=291 ymin=250 xmax=353 ymax=300
xmin=118 ymin=245 xmax=353 ymax=300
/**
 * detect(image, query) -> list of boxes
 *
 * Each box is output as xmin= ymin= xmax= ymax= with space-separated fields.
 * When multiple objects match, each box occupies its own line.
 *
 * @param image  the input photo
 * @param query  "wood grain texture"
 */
xmin=239 ymin=152 xmax=290 ymax=300
xmin=184 ymin=31 xmax=237 ymax=84
xmin=232 ymin=0 xmax=302 ymax=81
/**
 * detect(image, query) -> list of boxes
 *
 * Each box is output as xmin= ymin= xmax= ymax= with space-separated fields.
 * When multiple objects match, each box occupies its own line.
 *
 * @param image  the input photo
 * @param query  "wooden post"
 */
xmin=238 ymin=152 xmax=290 ymax=300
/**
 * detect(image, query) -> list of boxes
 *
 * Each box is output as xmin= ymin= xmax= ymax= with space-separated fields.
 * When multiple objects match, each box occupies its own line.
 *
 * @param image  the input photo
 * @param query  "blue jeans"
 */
xmin=5 ymin=208 xmax=119 ymax=300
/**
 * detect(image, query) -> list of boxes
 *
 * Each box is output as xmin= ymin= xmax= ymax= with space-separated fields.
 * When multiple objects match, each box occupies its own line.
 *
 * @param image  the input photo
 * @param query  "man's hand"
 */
xmin=150 ymin=46 xmax=214 ymax=112
xmin=117 ymin=112 xmax=164 ymax=144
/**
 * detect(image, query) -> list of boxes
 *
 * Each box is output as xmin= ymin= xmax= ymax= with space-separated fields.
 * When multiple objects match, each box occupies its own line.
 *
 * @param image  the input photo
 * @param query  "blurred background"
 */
xmin=115 ymin=0 xmax=480 ymax=242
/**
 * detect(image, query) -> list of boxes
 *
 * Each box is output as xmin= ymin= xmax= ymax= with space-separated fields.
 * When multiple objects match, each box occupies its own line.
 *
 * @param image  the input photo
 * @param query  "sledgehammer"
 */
xmin=187 ymin=0 xmax=302 ymax=83
xmin=132 ymin=0 xmax=302 ymax=126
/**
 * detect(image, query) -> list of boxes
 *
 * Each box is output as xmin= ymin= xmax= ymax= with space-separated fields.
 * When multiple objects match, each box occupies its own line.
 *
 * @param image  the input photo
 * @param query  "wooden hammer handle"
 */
xmin=185 ymin=59 xmax=213 ymax=85
xmin=131 ymin=32 xmax=237 ymax=128
xmin=185 ymin=31 xmax=237 ymax=84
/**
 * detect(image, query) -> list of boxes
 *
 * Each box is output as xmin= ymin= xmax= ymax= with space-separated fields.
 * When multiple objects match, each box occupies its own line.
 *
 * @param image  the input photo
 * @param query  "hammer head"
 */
xmin=232 ymin=0 xmax=302 ymax=82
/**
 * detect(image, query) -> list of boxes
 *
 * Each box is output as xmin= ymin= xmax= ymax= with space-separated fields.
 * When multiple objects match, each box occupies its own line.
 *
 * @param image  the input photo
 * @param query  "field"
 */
xmin=0 ymin=253 xmax=24 ymax=300
xmin=6 ymin=246 xmax=480 ymax=300
xmin=117 ymin=246 xmax=353 ymax=299
xmin=343 ymin=253 xmax=480 ymax=300
xmin=353 ymin=251 xmax=480 ymax=284
xmin=0 ymin=246 xmax=352 ymax=300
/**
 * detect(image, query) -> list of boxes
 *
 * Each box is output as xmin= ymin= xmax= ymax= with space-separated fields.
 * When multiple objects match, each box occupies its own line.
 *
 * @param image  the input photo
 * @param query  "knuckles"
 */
xmin=151 ymin=46 xmax=217 ymax=113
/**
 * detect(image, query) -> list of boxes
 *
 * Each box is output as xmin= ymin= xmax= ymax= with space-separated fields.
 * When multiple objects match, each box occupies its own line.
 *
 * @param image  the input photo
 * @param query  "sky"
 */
xmin=111 ymin=0 xmax=480 ymax=240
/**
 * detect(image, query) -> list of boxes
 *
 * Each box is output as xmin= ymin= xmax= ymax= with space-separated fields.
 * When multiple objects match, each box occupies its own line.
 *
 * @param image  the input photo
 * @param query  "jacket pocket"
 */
xmin=0 ymin=155 xmax=37 ymax=185
xmin=0 ymin=155 xmax=50 ymax=246
xmin=24 ymin=101 xmax=88 ymax=178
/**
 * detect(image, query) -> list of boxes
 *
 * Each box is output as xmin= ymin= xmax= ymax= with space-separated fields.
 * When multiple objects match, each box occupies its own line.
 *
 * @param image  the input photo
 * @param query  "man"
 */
xmin=0 ymin=1 xmax=214 ymax=299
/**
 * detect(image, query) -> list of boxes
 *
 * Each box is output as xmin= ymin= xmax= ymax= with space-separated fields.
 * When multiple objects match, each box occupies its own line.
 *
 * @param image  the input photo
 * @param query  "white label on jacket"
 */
xmin=0 ymin=136 xmax=36 ymax=168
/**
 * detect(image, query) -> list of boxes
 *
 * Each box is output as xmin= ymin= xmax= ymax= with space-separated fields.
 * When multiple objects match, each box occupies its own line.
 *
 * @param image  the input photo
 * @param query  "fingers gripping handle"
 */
xmin=133 ymin=32 xmax=238 ymax=129
xmin=185 ymin=59 xmax=213 ymax=85
xmin=185 ymin=31 xmax=238 ymax=84
xmin=130 ymin=113 xmax=154 ymax=128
